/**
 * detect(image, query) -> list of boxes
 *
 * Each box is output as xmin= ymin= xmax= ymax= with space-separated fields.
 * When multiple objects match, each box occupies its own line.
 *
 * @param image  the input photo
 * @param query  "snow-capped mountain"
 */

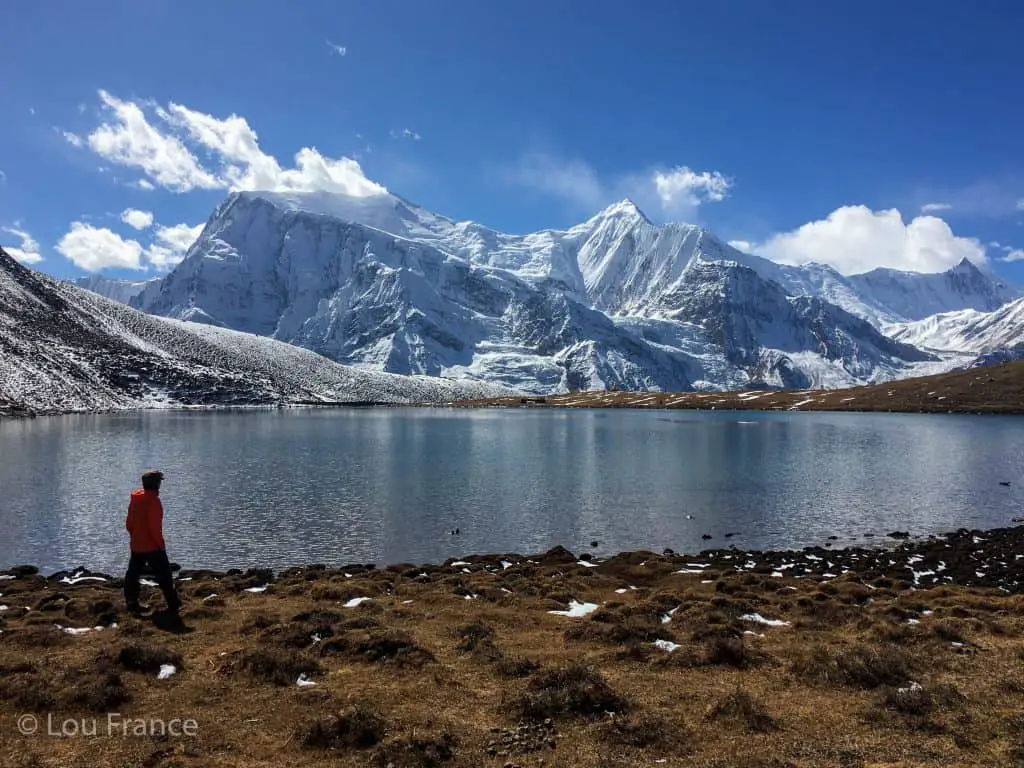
xmin=847 ymin=259 xmax=1017 ymax=322
xmin=0 ymin=247 xmax=509 ymax=414
xmin=73 ymin=275 xmax=159 ymax=304
xmin=131 ymin=190 xmax=943 ymax=393
xmin=889 ymin=297 xmax=1024 ymax=354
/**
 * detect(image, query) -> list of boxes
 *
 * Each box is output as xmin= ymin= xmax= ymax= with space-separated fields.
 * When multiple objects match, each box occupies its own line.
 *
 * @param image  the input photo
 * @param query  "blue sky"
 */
xmin=2 ymin=0 xmax=1023 ymax=283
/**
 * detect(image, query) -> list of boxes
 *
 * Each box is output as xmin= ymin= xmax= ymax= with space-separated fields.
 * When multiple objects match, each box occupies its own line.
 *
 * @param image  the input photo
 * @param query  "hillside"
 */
xmin=457 ymin=359 xmax=1024 ymax=414
xmin=0 ymin=248 xmax=509 ymax=415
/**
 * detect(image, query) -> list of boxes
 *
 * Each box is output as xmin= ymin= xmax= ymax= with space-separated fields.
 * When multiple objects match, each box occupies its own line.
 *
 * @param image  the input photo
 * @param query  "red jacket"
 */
xmin=126 ymin=489 xmax=166 ymax=553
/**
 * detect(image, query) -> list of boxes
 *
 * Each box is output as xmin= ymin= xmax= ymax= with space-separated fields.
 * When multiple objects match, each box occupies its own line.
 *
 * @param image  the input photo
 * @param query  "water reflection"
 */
xmin=0 ymin=408 xmax=1020 ymax=573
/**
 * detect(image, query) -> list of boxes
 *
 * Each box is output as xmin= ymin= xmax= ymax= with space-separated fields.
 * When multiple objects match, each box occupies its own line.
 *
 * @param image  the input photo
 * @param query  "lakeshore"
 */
xmin=453 ymin=360 xmax=1024 ymax=415
xmin=3 ymin=527 xmax=1024 ymax=767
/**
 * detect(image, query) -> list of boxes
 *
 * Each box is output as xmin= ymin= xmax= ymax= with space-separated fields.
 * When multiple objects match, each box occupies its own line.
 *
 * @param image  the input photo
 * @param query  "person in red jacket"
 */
xmin=124 ymin=470 xmax=181 ymax=615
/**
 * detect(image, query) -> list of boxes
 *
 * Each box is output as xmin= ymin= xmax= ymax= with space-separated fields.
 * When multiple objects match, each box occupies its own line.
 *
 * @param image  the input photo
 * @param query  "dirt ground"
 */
xmin=454 ymin=360 xmax=1024 ymax=415
xmin=4 ymin=526 xmax=1024 ymax=767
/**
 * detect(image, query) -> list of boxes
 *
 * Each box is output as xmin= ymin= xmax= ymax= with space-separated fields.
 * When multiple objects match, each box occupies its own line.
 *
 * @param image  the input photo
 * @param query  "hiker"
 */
xmin=124 ymin=470 xmax=181 ymax=615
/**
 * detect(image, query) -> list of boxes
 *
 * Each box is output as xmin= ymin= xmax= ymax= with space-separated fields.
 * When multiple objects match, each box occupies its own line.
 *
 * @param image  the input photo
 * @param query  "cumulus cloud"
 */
xmin=727 ymin=240 xmax=754 ymax=253
xmin=652 ymin=166 xmax=731 ymax=216
xmin=56 ymin=222 xmax=144 ymax=271
xmin=2 ymin=226 xmax=43 ymax=265
xmin=120 ymin=208 xmax=154 ymax=230
xmin=920 ymin=202 xmax=952 ymax=213
xmin=145 ymin=222 xmax=203 ymax=270
xmin=504 ymin=153 xmax=731 ymax=220
xmin=749 ymin=206 xmax=988 ymax=275
xmin=1003 ymin=249 xmax=1024 ymax=263
xmin=326 ymin=40 xmax=347 ymax=56
xmin=85 ymin=90 xmax=220 ymax=193
xmin=69 ymin=91 xmax=386 ymax=199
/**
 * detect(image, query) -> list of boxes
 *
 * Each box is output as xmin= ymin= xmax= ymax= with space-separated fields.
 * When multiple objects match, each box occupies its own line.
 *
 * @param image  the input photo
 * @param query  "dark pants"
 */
xmin=124 ymin=549 xmax=180 ymax=611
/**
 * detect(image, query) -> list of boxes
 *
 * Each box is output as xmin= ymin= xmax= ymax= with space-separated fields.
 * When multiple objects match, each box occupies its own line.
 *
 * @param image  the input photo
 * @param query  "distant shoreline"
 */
xmin=4 ymin=359 xmax=1022 ymax=418
xmin=451 ymin=360 xmax=1024 ymax=415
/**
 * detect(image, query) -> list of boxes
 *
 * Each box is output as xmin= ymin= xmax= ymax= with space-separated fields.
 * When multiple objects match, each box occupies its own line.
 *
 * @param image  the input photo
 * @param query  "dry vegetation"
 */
xmin=4 ymin=528 xmax=1024 ymax=767
xmin=453 ymin=359 xmax=1024 ymax=415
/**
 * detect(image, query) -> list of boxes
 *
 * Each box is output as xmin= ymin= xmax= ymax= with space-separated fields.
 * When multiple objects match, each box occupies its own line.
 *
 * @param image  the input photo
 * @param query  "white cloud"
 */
xmin=56 ymin=222 xmax=144 ymax=271
xmin=1018 ymin=198 xmax=1024 ymax=212
xmin=120 ymin=208 xmax=154 ymax=230
xmin=505 ymin=153 xmax=731 ymax=220
xmin=135 ymin=179 xmax=156 ymax=191
xmin=727 ymin=240 xmax=754 ymax=253
xmin=653 ymin=166 xmax=732 ymax=215
xmin=920 ymin=202 xmax=952 ymax=213
xmin=74 ymin=92 xmax=386 ymax=199
xmin=390 ymin=128 xmax=422 ymax=141
xmin=84 ymin=90 xmax=221 ymax=193
xmin=2 ymin=226 xmax=43 ymax=265
xmin=0 ymin=170 xmax=6 ymax=184
xmin=749 ymin=206 xmax=988 ymax=275
xmin=63 ymin=131 xmax=85 ymax=148
xmin=326 ymin=40 xmax=347 ymax=56
xmin=145 ymin=222 xmax=203 ymax=270
xmin=1002 ymin=249 xmax=1024 ymax=263
xmin=29 ymin=107 xmax=35 ymax=116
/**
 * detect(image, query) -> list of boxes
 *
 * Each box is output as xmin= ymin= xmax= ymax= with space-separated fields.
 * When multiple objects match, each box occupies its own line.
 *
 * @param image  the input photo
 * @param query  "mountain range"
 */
xmin=0 ymin=247 xmax=509 ymax=414
xmin=97 ymin=190 xmax=1021 ymax=394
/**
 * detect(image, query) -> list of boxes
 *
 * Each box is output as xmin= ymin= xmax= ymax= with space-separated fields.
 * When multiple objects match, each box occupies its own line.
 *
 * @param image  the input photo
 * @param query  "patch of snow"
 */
xmin=157 ymin=664 xmax=177 ymax=680
xmin=343 ymin=597 xmax=372 ymax=608
xmin=652 ymin=639 xmax=681 ymax=652
xmin=577 ymin=560 xmax=599 ymax=568
xmin=244 ymin=585 xmax=268 ymax=593
xmin=740 ymin=613 xmax=790 ymax=627
xmin=549 ymin=600 xmax=600 ymax=618
xmin=296 ymin=673 xmax=317 ymax=687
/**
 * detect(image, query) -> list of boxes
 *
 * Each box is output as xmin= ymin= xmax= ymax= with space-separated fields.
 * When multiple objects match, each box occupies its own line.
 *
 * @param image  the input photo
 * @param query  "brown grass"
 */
xmin=2 ymin=550 xmax=1024 ymax=766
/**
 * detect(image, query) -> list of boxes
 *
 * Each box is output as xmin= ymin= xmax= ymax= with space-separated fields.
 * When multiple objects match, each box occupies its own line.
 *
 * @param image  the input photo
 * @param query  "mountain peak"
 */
xmin=952 ymin=256 xmax=980 ymax=273
xmin=595 ymin=198 xmax=651 ymax=224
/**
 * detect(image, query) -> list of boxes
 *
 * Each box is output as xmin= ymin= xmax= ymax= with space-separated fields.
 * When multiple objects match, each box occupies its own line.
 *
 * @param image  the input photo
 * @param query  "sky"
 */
xmin=2 ymin=0 xmax=1024 ymax=285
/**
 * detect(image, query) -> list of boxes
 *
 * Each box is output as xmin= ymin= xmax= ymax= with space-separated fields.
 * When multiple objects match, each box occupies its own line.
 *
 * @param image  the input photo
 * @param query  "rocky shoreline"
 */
xmin=4 ymin=523 xmax=1024 ymax=599
xmin=4 ymin=527 xmax=1024 ymax=767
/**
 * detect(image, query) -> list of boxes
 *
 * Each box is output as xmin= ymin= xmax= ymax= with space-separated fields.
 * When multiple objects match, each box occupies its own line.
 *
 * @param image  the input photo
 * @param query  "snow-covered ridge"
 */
xmin=0 ymin=248 xmax=512 ymax=414
xmin=73 ymin=275 xmax=158 ymax=304
xmin=126 ymin=190 xmax=977 ymax=394
xmin=888 ymin=297 xmax=1024 ymax=354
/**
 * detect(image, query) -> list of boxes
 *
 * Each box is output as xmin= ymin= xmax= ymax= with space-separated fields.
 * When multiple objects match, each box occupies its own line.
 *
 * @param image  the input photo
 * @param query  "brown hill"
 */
xmin=456 ymin=360 xmax=1024 ymax=414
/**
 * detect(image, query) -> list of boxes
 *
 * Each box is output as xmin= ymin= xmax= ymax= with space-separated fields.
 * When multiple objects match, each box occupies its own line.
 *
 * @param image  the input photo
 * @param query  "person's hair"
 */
xmin=141 ymin=474 xmax=162 ymax=491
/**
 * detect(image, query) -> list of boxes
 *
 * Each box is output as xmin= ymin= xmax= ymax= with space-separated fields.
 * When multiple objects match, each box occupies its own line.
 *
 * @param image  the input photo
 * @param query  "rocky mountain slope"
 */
xmin=848 ymin=260 xmax=1016 ymax=321
xmin=888 ymin=297 xmax=1024 ymax=354
xmin=131 ymin=191 xmax=961 ymax=393
xmin=0 ymin=248 xmax=509 ymax=415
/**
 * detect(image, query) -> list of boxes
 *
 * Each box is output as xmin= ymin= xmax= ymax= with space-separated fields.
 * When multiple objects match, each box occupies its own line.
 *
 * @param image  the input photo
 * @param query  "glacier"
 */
xmin=0 ymin=247 xmax=511 ymax=414
xmin=124 ymin=190 xmax=1015 ymax=394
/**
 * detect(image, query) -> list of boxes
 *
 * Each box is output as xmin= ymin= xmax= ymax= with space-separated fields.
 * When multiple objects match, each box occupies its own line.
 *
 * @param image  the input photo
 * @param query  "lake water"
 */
xmin=0 ymin=408 xmax=1022 ymax=574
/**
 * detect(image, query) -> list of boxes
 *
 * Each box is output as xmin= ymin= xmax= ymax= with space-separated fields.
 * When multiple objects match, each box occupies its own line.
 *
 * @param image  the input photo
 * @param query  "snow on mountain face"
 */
xmin=0 ymin=248 xmax=510 ymax=414
xmin=888 ymin=297 xmax=1024 ymax=354
xmin=73 ymin=275 xmax=160 ymax=304
xmin=130 ymin=190 xmax=954 ymax=394
xmin=847 ymin=259 xmax=1018 ymax=322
